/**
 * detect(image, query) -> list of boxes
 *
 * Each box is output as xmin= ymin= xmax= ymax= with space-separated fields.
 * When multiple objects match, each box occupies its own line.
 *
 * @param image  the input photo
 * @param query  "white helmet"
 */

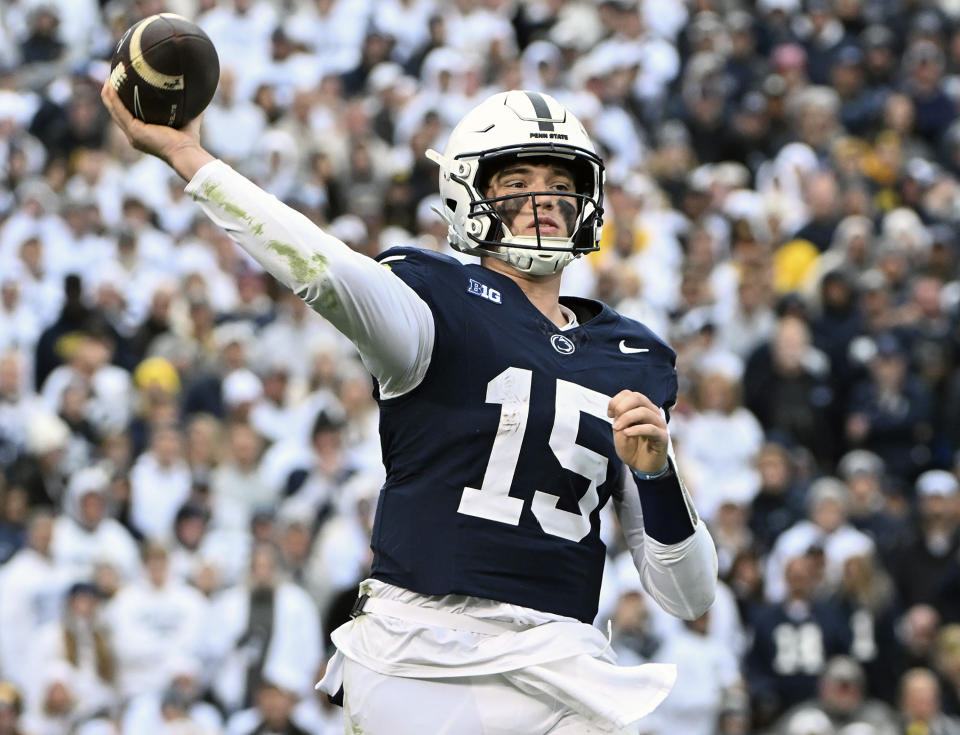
xmin=426 ymin=90 xmax=604 ymax=275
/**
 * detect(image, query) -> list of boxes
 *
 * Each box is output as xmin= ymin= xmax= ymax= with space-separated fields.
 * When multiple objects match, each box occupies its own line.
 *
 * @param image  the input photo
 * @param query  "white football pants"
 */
xmin=341 ymin=657 xmax=643 ymax=735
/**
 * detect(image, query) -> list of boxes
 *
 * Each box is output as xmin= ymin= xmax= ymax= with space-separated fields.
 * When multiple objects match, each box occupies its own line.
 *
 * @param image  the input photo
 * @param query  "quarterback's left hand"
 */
xmin=608 ymin=390 xmax=669 ymax=475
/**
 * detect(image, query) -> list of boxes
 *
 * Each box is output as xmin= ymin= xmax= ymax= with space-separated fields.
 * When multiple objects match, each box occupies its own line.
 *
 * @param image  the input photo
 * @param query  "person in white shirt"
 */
xmin=209 ymin=422 xmax=275 ymax=533
xmin=642 ymin=611 xmax=744 ymax=735
xmin=129 ymin=425 xmax=192 ymax=541
xmin=765 ymin=477 xmax=876 ymax=603
xmin=208 ymin=542 xmax=321 ymax=714
xmin=121 ymin=656 xmax=223 ymax=735
xmin=0 ymin=349 xmax=44 ymax=464
xmin=30 ymin=582 xmax=116 ymax=725
xmin=0 ymin=510 xmax=72 ymax=693
xmin=51 ymin=466 xmax=140 ymax=584
xmin=103 ymin=542 xmax=208 ymax=700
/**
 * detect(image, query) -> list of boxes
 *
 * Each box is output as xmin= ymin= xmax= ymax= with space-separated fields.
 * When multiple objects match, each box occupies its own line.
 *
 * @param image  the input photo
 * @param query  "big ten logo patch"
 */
xmin=467 ymin=279 xmax=502 ymax=304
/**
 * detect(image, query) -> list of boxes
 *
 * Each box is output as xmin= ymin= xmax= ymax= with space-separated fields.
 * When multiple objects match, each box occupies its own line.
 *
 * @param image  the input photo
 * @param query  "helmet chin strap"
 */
xmin=499 ymin=235 xmax=577 ymax=275
xmin=430 ymin=203 xmax=579 ymax=275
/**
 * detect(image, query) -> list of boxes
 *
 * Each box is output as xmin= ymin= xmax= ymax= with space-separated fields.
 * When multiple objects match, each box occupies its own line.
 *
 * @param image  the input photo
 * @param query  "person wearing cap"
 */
xmin=809 ymin=268 xmax=862 ymax=395
xmin=889 ymin=469 xmax=960 ymax=610
xmin=836 ymin=450 xmax=907 ymax=562
xmin=749 ymin=442 xmax=808 ymax=555
xmin=0 ymin=509 xmax=72 ymax=695
xmin=50 ymin=464 xmax=140 ymax=584
xmin=774 ymin=655 xmax=897 ymax=735
xmin=166 ymin=502 xmax=215 ymax=585
xmin=903 ymin=39 xmax=955 ymax=147
xmin=845 ymin=332 xmax=933 ymax=483
xmin=796 ymin=0 xmax=855 ymax=86
xmin=830 ymin=46 xmax=882 ymax=137
xmin=39 ymin=331 xmax=133 ymax=440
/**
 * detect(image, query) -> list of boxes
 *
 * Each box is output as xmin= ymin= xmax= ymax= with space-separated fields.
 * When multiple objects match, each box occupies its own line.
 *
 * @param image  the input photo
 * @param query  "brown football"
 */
xmin=109 ymin=13 xmax=219 ymax=128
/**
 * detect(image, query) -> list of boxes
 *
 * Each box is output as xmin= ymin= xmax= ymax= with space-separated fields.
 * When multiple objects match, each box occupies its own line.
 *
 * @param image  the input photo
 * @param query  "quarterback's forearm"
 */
xmin=185 ymin=160 xmax=434 ymax=395
xmin=615 ymin=467 xmax=718 ymax=620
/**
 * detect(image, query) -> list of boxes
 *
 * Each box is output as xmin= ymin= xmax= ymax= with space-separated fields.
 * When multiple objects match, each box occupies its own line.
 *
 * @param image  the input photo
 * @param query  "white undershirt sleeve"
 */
xmin=184 ymin=160 xmax=435 ymax=397
xmin=613 ymin=469 xmax=718 ymax=621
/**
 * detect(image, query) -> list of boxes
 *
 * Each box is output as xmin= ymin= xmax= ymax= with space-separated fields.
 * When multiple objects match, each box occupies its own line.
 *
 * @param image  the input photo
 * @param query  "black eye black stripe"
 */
xmin=525 ymin=91 xmax=554 ymax=131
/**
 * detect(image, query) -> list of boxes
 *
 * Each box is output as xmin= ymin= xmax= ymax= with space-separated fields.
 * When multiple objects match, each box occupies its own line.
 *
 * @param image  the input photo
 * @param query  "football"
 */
xmin=109 ymin=13 xmax=219 ymax=128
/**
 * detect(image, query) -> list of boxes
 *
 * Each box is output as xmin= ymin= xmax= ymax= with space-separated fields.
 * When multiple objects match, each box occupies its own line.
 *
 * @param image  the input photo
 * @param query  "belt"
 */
xmin=350 ymin=594 xmax=530 ymax=636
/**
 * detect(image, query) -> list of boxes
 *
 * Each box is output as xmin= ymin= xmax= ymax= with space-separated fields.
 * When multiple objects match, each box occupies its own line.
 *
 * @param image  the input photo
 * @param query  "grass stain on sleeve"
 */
xmin=200 ymin=181 xmax=249 ymax=220
xmin=267 ymin=240 xmax=326 ymax=283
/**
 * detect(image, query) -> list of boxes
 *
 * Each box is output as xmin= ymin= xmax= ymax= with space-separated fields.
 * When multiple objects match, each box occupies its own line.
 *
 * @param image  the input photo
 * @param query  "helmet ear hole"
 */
xmin=445 ymin=198 xmax=459 ymax=213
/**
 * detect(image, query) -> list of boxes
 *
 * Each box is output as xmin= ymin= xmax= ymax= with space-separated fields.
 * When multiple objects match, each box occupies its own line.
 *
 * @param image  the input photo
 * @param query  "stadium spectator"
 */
xmin=6 ymin=0 xmax=960 ymax=730
xmin=765 ymin=476 xmax=875 ymax=603
xmin=103 ymin=541 xmax=208 ymax=700
xmin=744 ymin=314 xmax=837 ymax=467
xmin=31 ymin=582 xmax=116 ymax=722
xmin=51 ymin=465 xmax=140 ymax=584
xmin=0 ymin=682 xmax=24 ymax=735
xmin=208 ymin=542 xmax=321 ymax=713
xmin=890 ymin=470 xmax=960 ymax=608
xmin=0 ymin=509 xmax=72 ymax=692
xmin=837 ymin=449 xmax=909 ymax=563
xmin=747 ymin=555 xmax=852 ymax=728
xmin=774 ymin=655 xmax=897 ymax=735
xmin=897 ymin=667 xmax=960 ymax=735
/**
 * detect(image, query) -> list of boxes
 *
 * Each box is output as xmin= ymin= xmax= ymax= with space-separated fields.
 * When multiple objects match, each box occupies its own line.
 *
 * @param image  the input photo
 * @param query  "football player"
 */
xmin=101 ymin=83 xmax=718 ymax=734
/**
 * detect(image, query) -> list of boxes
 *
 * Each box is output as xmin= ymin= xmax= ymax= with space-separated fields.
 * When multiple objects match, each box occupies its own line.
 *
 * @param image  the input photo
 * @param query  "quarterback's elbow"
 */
xmin=678 ymin=572 xmax=717 ymax=620
xmin=645 ymin=521 xmax=719 ymax=620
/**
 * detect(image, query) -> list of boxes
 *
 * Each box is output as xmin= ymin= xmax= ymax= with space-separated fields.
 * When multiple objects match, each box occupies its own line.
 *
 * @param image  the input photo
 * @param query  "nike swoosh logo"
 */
xmin=619 ymin=340 xmax=649 ymax=354
xmin=133 ymin=85 xmax=144 ymax=121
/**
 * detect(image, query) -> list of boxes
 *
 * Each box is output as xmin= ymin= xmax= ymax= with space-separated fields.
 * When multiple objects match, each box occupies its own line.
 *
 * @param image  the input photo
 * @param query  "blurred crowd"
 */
xmin=2 ymin=0 xmax=960 ymax=733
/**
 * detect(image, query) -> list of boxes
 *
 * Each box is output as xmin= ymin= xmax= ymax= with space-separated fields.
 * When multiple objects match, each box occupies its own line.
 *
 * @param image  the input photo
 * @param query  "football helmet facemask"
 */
xmin=426 ymin=90 xmax=604 ymax=276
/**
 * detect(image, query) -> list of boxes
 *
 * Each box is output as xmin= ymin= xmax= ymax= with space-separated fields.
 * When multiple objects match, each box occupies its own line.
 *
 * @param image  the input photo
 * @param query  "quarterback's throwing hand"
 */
xmin=608 ymin=390 xmax=669 ymax=475
xmin=101 ymin=81 xmax=210 ymax=180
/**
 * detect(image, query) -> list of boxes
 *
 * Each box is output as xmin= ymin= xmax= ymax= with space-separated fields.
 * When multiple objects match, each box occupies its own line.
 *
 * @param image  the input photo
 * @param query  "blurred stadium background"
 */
xmin=2 ymin=0 xmax=960 ymax=733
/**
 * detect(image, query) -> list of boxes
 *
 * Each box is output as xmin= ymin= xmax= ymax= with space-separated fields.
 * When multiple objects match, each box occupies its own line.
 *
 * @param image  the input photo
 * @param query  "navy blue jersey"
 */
xmin=369 ymin=248 xmax=678 ymax=622
xmin=747 ymin=600 xmax=853 ymax=717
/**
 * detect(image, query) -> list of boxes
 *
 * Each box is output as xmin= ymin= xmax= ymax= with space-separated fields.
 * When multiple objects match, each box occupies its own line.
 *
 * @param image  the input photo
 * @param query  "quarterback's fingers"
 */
xmin=611 ymin=405 xmax=663 ymax=432
xmin=101 ymin=80 xmax=133 ymax=129
xmin=616 ymin=421 xmax=666 ymax=440
xmin=607 ymin=390 xmax=662 ymax=420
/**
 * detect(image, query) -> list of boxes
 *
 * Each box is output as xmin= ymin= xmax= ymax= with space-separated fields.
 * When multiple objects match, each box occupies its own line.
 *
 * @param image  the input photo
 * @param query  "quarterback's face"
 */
xmin=486 ymin=160 xmax=578 ymax=238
